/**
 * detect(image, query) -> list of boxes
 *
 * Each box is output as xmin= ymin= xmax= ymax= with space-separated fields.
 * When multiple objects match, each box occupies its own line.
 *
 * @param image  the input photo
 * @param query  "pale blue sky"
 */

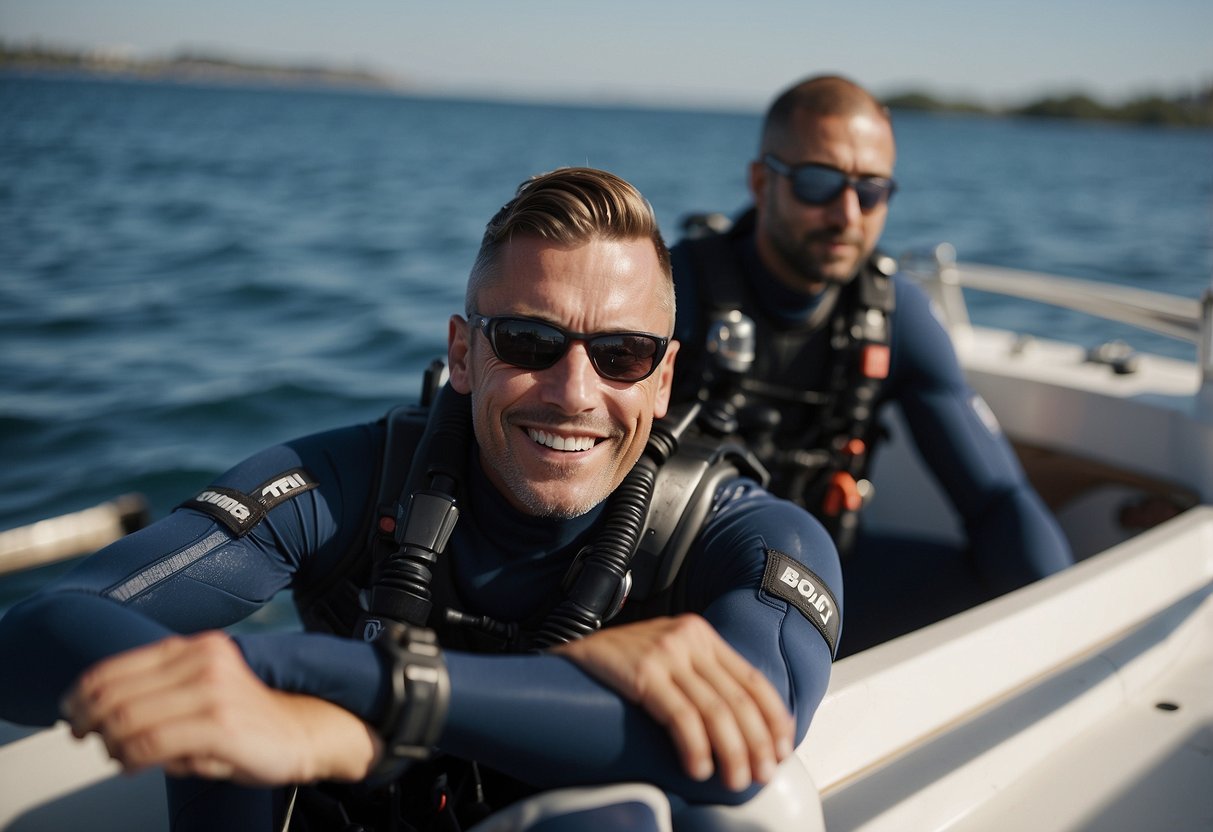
xmin=3 ymin=0 xmax=1211 ymax=109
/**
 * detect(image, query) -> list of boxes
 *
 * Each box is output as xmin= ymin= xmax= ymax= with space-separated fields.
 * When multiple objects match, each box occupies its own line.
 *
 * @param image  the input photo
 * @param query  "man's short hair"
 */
xmin=467 ymin=167 xmax=674 ymax=319
xmin=760 ymin=75 xmax=892 ymax=155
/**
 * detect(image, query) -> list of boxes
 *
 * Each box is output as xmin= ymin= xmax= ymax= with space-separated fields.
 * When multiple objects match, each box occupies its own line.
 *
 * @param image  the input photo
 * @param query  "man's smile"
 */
xmin=526 ymin=428 xmax=600 ymax=452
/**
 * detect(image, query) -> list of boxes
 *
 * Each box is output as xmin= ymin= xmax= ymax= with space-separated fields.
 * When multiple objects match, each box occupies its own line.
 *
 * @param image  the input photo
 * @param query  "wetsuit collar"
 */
xmin=467 ymin=446 xmax=603 ymax=557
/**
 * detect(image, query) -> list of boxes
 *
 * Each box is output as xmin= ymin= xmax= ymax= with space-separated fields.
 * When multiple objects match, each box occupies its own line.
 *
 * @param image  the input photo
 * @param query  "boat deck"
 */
xmin=805 ymin=507 xmax=1213 ymax=832
xmin=956 ymin=610 xmax=1213 ymax=832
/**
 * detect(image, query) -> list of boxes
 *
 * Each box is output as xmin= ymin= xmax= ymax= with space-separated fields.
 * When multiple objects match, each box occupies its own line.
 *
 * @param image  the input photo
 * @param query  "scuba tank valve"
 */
xmin=705 ymin=308 xmax=756 ymax=375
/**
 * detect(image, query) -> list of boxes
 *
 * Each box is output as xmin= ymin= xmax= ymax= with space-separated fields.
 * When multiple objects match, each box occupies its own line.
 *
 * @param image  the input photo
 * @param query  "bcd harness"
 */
xmin=675 ymin=209 xmax=897 ymax=557
xmin=319 ymin=360 xmax=771 ymax=650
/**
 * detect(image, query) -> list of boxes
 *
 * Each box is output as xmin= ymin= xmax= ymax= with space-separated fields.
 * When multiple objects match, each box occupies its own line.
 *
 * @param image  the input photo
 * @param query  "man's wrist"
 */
xmin=277 ymin=690 xmax=381 ymax=783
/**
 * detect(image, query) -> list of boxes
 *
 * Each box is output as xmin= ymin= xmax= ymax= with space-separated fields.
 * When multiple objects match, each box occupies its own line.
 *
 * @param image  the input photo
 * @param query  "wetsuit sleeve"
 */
xmin=886 ymin=276 xmax=1073 ymax=590
xmin=437 ymin=482 xmax=838 ymax=806
xmin=0 ymin=424 xmax=381 ymax=726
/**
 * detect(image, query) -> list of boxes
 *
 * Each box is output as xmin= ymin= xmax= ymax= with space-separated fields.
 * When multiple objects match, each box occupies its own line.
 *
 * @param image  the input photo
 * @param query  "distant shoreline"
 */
xmin=882 ymin=89 xmax=1212 ymax=128
xmin=0 ymin=43 xmax=402 ymax=94
xmin=4 ymin=42 xmax=1211 ymax=127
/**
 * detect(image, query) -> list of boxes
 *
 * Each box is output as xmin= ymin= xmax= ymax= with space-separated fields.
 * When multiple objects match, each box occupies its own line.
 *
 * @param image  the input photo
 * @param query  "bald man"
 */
xmin=670 ymin=75 xmax=1072 ymax=654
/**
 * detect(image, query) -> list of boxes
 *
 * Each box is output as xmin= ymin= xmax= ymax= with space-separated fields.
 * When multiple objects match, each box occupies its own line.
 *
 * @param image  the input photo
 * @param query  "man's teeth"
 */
xmin=528 ymin=429 xmax=596 ymax=452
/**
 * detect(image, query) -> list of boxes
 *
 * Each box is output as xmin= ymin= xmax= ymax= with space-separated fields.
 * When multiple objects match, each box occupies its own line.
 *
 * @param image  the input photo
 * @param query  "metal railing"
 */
xmin=0 ymin=494 xmax=150 ymax=577
xmin=900 ymin=244 xmax=1213 ymax=384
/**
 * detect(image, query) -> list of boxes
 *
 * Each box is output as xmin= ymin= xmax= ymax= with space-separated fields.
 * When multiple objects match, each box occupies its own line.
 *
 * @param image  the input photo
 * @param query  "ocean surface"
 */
xmin=2 ymin=73 xmax=1211 ymax=612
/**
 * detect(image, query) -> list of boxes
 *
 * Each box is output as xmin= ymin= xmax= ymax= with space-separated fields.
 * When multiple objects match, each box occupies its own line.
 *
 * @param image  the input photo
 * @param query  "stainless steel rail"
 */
xmin=900 ymin=243 xmax=1213 ymax=383
xmin=0 ymin=494 xmax=150 ymax=577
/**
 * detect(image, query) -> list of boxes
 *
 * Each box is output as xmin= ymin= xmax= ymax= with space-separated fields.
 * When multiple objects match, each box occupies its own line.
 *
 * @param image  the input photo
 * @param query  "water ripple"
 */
xmin=1 ymin=75 xmax=1209 ymax=545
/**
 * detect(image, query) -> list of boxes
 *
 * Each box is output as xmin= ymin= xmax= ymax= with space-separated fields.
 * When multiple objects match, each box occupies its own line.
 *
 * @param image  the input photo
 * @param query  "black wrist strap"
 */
xmin=371 ymin=624 xmax=449 ymax=778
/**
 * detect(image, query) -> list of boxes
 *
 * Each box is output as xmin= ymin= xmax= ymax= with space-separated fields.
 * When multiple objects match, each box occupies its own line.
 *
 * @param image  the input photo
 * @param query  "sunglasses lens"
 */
xmin=853 ymin=179 xmax=895 ymax=210
xmin=481 ymin=316 xmax=665 ymax=382
xmin=791 ymin=166 xmax=848 ymax=205
xmin=788 ymin=164 xmax=895 ymax=210
xmin=491 ymin=319 xmax=567 ymax=369
xmin=589 ymin=335 xmax=661 ymax=381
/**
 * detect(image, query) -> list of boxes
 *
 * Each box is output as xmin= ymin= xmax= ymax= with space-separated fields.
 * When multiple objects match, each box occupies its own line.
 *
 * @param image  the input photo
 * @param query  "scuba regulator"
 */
xmin=355 ymin=367 xmax=464 ymax=775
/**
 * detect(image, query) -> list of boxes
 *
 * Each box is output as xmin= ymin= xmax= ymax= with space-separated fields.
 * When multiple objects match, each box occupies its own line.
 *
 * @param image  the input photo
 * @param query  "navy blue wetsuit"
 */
xmin=672 ymin=226 xmax=1072 ymax=654
xmin=0 ymin=416 xmax=839 ymax=829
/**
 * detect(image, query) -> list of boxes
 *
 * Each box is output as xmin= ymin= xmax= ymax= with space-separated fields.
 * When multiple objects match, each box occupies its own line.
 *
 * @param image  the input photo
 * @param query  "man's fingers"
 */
xmin=552 ymin=614 xmax=797 ymax=790
xmin=656 ymin=616 xmax=789 ymax=788
xmin=693 ymin=659 xmax=784 ymax=786
xmin=709 ymin=642 xmax=796 ymax=761
xmin=633 ymin=671 xmax=715 ymax=782
xmin=93 ymin=684 xmax=297 ymax=785
xmin=674 ymin=666 xmax=755 ymax=790
xmin=64 ymin=633 xmax=238 ymax=737
xmin=55 ymin=632 xmax=377 ymax=787
xmin=637 ymin=642 xmax=766 ymax=791
xmin=109 ymin=713 xmax=260 ymax=782
xmin=64 ymin=637 xmax=196 ymax=734
xmin=102 ymin=713 xmax=214 ymax=773
xmin=92 ymin=681 xmax=226 ymax=758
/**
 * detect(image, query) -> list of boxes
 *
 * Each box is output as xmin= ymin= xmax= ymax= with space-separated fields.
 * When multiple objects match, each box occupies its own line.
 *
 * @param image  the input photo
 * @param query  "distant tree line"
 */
xmin=0 ymin=41 xmax=395 ymax=90
xmin=883 ymin=87 xmax=1213 ymax=127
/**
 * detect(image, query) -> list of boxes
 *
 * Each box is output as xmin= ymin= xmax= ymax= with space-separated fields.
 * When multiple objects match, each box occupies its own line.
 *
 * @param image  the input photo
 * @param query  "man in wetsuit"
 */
xmin=671 ymin=75 xmax=1072 ymax=655
xmin=0 ymin=168 xmax=840 ymax=830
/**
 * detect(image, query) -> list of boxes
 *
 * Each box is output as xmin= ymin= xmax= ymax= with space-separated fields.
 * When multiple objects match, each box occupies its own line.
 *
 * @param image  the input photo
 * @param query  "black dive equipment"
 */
xmin=357 ymin=375 xmax=466 ymax=639
xmin=529 ymin=400 xmax=711 ymax=648
xmin=676 ymin=210 xmax=895 ymax=558
xmin=706 ymin=309 xmax=756 ymax=376
xmin=355 ymin=366 xmax=463 ymax=781
xmin=369 ymin=624 xmax=450 ymax=779
xmin=529 ymin=452 xmax=654 ymax=648
xmin=356 ymin=363 xmax=768 ymax=653
xmin=309 ymin=362 xmax=769 ymax=830
xmin=348 ymin=362 xmax=771 ymax=803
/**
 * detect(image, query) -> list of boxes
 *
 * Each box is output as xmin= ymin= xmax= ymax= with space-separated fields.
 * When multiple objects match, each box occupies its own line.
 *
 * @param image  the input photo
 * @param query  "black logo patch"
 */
xmin=182 ymin=487 xmax=265 ymax=536
xmin=255 ymin=467 xmax=318 ymax=511
xmin=180 ymin=467 xmax=318 ymax=537
xmin=762 ymin=549 xmax=840 ymax=656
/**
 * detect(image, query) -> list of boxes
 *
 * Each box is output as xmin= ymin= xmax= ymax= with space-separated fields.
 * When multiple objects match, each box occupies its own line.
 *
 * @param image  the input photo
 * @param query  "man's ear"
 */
xmin=748 ymin=158 xmax=768 ymax=203
xmin=651 ymin=340 xmax=679 ymax=420
xmin=448 ymin=315 xmax=472 ymax=394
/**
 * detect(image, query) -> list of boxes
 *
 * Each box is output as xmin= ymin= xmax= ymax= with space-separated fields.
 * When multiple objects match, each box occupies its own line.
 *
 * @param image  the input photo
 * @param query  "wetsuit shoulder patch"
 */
xmin=762 ymin=549 xmax=840 ymax=655
xmin=181 ymin=468 xmax=318 ymax=537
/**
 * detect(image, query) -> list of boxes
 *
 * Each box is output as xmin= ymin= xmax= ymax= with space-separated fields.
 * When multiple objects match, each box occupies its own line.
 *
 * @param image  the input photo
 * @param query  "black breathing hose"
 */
xmin=529 ymin=455 xmax=657 ymax=648
xmin=528 ymin=409 xmax=689 ymax=649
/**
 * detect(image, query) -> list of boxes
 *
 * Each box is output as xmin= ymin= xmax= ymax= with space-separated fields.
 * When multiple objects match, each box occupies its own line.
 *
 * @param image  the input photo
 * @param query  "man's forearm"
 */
xmin=0 ymin=591 xmax=175 ymax=725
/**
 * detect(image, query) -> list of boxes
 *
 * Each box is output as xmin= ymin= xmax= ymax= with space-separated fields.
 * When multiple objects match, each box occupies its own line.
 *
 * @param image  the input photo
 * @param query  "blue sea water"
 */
xmin=1 ymin=74 xmax=1211 ymax=607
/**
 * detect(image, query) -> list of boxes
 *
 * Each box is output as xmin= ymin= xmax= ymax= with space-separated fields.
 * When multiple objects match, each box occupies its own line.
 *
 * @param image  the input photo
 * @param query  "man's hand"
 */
xmin=60 ymin=631 xmax=382 ymax=786
xmin=550 ymin=614 xmax=795 ymax=792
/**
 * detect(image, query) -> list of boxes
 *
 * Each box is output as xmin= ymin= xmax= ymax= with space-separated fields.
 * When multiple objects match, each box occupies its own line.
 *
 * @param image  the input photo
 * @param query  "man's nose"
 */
xmin=823 ymin=184 xmax=863 ymax=228
xmin=539 ymin=341 xmax=597 ymax=412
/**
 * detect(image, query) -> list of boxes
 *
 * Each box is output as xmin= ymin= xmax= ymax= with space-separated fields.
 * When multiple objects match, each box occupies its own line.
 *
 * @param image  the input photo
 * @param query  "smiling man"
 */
xmin=0 ymin=168 xmax=841 ymax=831
xmin=456 ymin=228 xmax=675 ymax=519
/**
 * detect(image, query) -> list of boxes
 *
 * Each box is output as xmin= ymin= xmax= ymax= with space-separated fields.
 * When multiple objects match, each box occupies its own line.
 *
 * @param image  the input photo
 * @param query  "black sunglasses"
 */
xmin=763 ymin=154 xmax=897 ymax=211
xmin=469 ymin=314 xmax=670 ymax=382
